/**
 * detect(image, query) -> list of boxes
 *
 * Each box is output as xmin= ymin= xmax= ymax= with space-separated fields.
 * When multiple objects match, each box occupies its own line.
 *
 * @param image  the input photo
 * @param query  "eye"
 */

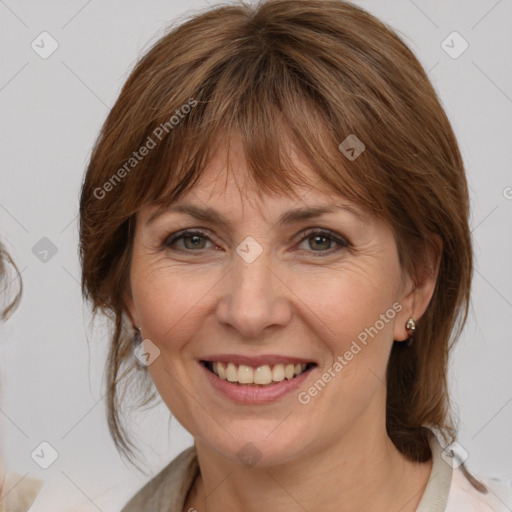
xmin=295 ymin=229 xmax=349 ymax=256
xmin=162 ymin=228 xmax=350 ymax=256
xmin=163 ymin=229 xmax=216 ymax=252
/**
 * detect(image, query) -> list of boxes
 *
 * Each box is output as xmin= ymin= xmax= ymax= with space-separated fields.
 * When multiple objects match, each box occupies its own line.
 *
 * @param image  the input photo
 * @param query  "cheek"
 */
xmin=131 ymin=266 xmax=217 ymax=424
xmin=289 ymin=265 xmax=399 ymax=346
xmin=293 ymin=267 xmax=399 ymax=418
xmin=132 ymin=264 xmax=215 ymax=343
xmin=287 ymin=266 xmax=399 ymax=418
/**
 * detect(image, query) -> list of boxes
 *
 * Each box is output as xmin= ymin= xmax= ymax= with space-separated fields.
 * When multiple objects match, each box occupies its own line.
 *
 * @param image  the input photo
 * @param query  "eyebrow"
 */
xmin=146 ymin=202 xmax=365 ymax=228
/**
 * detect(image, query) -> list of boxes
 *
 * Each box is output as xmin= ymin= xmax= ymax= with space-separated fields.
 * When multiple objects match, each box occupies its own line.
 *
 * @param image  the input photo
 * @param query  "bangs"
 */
xmin=127 ymin=37 xmax=383 ymax=217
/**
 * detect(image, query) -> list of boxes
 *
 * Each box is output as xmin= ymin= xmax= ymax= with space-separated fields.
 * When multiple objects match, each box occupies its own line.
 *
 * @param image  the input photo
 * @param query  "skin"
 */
xmin=126 ymin=134 xmax=440 ymax=512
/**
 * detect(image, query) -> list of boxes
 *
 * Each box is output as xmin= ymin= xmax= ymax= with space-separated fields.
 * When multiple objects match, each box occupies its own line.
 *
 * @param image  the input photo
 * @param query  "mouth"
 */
xmin=201 ymin=360 xmax=318 ymax=387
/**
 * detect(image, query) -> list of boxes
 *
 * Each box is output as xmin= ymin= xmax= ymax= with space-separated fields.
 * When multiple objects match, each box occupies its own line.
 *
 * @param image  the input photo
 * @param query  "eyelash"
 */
xmin=162 ymin=228 xmax=350 ymax=257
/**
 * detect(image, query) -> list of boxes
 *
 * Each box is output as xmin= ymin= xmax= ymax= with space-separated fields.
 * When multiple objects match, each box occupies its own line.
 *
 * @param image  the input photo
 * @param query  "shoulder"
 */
xmin=120 ymin=445 xmax=199 ymax=512
xmin=422 ymin=431 xmax=512 ymax=512
xmin=446 ymin=467 xmax=512 ymax=512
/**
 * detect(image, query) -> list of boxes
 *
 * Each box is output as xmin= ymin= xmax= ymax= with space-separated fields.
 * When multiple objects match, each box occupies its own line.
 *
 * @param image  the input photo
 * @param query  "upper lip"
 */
xmin=200 ymin=354 xmax=317 ymax=367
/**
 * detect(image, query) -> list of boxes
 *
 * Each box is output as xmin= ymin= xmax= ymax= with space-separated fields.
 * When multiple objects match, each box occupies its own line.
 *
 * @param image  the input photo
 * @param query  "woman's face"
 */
xmin=127 ymin=135 xmax=418 ymax=466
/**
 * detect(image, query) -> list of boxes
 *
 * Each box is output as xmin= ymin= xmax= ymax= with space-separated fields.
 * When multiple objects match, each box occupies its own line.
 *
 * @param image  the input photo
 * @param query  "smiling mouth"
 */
xmin=201 ymin=360 xmax=317 ymax=387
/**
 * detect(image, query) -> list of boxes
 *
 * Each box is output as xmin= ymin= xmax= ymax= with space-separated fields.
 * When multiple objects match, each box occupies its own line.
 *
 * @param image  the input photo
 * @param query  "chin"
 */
xmin=197 ymin=421 xmax=313 ymax=468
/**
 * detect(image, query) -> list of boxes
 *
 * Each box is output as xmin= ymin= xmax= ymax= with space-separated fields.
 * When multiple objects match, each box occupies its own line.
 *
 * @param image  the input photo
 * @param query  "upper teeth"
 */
xmin=210 ymin=362 xmax=308 ymax=385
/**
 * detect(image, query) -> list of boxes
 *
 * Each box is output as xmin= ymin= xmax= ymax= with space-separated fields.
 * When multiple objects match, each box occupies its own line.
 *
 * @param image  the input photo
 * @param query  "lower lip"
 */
xmin=200 ymin=362 xmax=315 ymax=404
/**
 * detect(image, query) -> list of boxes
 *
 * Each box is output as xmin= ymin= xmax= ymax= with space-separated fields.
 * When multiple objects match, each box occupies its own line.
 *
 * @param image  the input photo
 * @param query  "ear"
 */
xmin=393 ymin=235 xmax=442 ymax=341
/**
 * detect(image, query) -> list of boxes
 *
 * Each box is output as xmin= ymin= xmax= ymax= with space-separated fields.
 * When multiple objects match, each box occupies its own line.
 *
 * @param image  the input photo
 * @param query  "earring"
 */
xmin=405 ymin=318 xmax=416 ymax=346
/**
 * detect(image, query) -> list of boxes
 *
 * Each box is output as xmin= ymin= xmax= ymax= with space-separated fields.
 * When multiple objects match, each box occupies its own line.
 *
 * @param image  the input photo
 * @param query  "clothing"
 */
xmin=0 ymin=471 xmax=44 ymax=512
xmin=120 ymin=432 xmax=512 ymax=512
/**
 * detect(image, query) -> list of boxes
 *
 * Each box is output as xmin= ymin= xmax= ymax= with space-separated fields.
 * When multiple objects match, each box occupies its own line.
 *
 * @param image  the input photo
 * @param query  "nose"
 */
xmin=215 ymin=248 xmax=292 ymax=339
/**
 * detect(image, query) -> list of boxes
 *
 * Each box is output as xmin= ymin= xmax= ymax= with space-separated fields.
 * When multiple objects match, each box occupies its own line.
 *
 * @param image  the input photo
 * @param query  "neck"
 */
xmin=185 ymin=420 xmax=433 ymax=512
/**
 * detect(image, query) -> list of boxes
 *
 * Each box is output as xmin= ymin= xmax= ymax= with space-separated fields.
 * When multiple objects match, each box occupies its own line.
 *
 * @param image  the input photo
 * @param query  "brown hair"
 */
xmin=80 ymin=0 xmax=479 ymax=486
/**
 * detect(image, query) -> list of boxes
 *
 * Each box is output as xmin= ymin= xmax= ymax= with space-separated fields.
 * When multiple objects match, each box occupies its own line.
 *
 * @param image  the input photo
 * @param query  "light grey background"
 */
xmin=0 ymin=0 xmax=511 ymax=510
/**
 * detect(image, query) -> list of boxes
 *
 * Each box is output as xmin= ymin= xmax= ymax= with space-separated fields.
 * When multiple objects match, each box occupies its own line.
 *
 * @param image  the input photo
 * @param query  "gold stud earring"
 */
xmin=405 ymin=317 xmax=416 ymax=345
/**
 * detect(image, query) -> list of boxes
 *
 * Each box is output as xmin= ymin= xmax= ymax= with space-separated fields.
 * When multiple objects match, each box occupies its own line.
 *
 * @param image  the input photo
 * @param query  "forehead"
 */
xmin=142 ymin=139 xmax=370 ymax=229
xmin=140 ymin=128 xmax=379 ymax=230
xmin=177 ymin=133 xmax=340 ymax=210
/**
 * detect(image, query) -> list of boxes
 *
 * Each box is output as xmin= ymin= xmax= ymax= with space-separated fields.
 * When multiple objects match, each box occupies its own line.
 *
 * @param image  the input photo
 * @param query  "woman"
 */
xmin=79 ymin=1 xmax=512 ymax=510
